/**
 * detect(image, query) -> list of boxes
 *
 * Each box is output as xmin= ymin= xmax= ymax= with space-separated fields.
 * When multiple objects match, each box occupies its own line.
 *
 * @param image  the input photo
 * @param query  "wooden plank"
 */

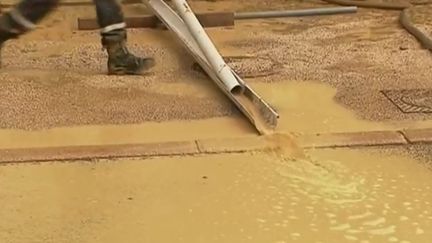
xmin=77 ymin=12 xmax=235 ymax=30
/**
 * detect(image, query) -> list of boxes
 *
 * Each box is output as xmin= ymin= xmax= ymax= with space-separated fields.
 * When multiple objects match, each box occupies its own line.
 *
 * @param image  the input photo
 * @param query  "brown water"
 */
xmin=253 ymin=82 xmax=432 ymax=134
xmin=0 ymin=148 xmax=430 ymax=243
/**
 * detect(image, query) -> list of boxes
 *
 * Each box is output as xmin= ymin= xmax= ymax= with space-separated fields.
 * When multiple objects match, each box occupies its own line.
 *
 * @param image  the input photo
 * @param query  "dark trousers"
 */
xmin=12 ymin=0 xmax=124 ymax=30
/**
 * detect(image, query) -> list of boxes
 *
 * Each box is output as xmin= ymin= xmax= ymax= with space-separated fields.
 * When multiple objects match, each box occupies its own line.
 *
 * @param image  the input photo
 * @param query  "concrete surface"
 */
xmin=1 ymin=146 xmax=431 ymax=243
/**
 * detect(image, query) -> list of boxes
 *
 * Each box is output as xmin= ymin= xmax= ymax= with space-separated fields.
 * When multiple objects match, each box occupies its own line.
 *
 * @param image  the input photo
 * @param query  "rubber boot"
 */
xmin=102 ymin=29 xmax=155 ymax=75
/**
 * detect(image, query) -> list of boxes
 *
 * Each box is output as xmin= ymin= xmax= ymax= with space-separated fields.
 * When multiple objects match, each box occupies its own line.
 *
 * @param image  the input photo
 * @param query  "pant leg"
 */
xmin=15 ymin=0 xmax=59 ymax=25
xmin=93 ymin=0 xmax=127 ymax=47
xmin=92 ymin=0 xmax=125 ymax=30
xmin=0 ymin=0 xmax=59 ymax=42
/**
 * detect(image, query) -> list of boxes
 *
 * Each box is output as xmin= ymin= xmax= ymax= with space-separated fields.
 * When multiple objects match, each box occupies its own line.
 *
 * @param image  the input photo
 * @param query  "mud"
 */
xmin=0 ymin=147 xmax=431 ymax=243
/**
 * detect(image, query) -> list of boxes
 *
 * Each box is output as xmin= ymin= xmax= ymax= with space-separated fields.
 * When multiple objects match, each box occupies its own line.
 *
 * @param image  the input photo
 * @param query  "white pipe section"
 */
xmin=171 ymin=0 xmax=244 ymax=94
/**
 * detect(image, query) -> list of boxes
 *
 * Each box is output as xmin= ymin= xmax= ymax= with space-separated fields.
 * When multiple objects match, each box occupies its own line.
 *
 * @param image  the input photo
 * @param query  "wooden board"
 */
xmin=78 ymin=12 xmax=235 ymax=30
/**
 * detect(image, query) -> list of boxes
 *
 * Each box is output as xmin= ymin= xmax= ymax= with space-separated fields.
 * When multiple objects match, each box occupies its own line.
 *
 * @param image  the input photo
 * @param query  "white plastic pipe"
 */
xmin=171 ymin=0 xmax=244 ymax=94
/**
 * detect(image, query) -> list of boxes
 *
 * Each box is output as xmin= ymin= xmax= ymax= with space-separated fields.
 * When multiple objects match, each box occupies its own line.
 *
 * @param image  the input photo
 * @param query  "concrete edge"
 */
xmin=0 ymin=141 xmax=199 ymax=164
xmin=297 ymin=130 xmax=408 ymax=149
xmin=1 ymin=129 xmax=431 ymax=164
xmin=400 ymin=128 xmax=432 ymax=144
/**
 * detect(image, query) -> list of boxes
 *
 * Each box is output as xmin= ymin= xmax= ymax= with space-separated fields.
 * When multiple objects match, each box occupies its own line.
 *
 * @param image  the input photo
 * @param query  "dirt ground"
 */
xmin=0 ymin=0 xmax=432 ymax=242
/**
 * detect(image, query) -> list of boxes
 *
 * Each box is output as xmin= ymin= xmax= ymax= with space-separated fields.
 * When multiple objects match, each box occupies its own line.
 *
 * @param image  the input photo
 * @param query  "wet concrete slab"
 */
xmin=0 ymin=146 xmax=431 ymax=243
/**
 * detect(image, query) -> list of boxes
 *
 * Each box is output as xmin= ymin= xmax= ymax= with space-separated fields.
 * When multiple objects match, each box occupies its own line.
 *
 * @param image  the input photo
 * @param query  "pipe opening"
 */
xmin=230 ymin=85 xmax=245 ymax=95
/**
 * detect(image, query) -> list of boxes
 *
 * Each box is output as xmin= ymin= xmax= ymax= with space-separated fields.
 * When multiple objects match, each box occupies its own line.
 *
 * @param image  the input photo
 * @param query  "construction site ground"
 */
xmin=1 ymin=0 xmax=432 ymax=242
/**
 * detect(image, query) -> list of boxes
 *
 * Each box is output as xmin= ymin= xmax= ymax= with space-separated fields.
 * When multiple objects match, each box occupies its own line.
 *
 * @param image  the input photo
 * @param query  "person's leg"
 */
xmin=93 ymin=0 xmax=155 ymax=75
xmin=0 ymin=0 xmax=59 ymax=66
xmin=0 ymin=0 xmax=59 ymax=43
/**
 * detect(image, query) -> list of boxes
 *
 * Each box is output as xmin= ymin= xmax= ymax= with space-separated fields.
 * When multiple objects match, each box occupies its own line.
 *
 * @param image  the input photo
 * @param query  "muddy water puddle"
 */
xmin=253 ymin=81 xmax=432 ymax=134
xmin=0 ymin=148 xmax=431 ymax=242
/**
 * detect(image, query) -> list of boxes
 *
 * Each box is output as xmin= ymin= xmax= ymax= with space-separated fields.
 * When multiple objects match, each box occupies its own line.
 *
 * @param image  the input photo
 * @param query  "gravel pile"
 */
xmin=1 ymin=1 xmax=432 ymax=129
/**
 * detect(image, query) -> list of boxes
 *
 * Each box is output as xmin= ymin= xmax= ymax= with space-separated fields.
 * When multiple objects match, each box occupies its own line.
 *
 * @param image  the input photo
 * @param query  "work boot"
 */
xmin=102 ymin=29 xmax=155 ymax=75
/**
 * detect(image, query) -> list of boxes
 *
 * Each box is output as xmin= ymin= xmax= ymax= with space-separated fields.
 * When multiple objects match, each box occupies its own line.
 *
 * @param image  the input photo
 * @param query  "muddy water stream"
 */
xmin=0 ymin=148 xmax=430 ymax=242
